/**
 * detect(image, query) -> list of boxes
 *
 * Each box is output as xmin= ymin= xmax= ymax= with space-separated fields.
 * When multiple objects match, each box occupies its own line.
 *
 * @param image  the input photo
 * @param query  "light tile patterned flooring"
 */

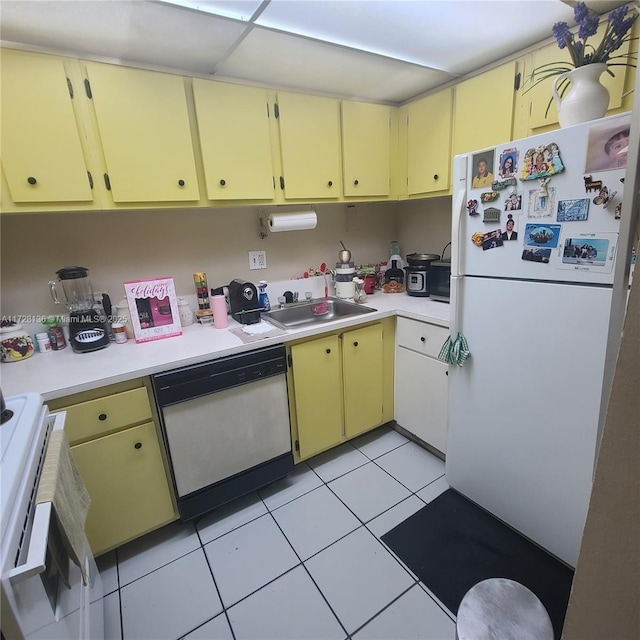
xmin=98 ymin=426 xmax=455 ymax=640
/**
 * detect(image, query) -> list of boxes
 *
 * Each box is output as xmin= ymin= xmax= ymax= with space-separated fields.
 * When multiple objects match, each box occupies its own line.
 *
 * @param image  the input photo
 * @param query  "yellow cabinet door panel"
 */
xmin=277 ymin=92 xmax=341 ymax=199
xmin=342 ymin=324 xmax=383 ymax=438
xmin=60 ymin=388 xmax=153 ymax=445
xmin=1 ymin=50 xmax=92 ymax=203
xmin=527 ymin=23 xmax=630 ymax=130
xmin=407 ymin=89 xmax=453 ymax=194
xmin=291 ymin=335 xmax=343 ymax=459
xmin=342 ymin=101 xmax=390 ymax=196
xmin=453 ymin=61 xmax=516 ymax=156
xmin=85 ymin=62 xmax=199 ymax=202
xmin=71 ymin=421 xmax=175 ymax=555
xmin=193 ymin=80 xmax=274 ymax=200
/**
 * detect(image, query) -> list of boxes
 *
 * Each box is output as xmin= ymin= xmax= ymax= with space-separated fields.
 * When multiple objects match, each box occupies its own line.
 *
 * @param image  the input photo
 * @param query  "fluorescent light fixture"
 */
xmin=155 ymin=0 xmax=264 ymax=22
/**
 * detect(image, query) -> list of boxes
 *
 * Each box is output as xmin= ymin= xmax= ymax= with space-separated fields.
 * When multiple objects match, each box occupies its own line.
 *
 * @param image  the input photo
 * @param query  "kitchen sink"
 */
xmin=264 ymin=297 xmax=376 ymax=329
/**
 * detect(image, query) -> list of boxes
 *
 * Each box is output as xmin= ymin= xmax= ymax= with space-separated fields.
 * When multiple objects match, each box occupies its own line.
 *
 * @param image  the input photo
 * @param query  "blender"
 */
xmin=334 ymin=244 xmax=356 ymax=299
xmin=49 ymin=266 xmax=110 ymax=353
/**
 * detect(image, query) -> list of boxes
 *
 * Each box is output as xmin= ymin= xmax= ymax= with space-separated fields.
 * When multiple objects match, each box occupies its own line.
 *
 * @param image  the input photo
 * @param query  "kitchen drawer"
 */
xmin=396 ymin=316 xmax=448 ymax=358
xmin=59 ymin=387 xmax=153 ymax=445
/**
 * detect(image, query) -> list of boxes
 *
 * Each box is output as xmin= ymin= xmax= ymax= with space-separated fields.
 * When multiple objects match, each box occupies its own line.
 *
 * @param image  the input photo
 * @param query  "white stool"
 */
xmin=456 ymin=578 xmax=554 ymax=640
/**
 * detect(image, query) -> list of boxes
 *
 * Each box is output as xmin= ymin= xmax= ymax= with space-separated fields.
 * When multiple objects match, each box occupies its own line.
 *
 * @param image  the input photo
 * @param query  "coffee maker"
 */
xmin=49 ymin=266 xmax=110 ymax=353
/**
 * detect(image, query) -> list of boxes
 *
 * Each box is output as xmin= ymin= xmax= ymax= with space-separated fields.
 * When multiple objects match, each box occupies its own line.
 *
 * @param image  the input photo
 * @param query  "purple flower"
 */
xmin=578 ymin=14 xmax=599 ymax=39
xmin=613 ymin=13 xmax=637 ymax=39
xmin=608 ymin=5 xmax=628 ymax=27
xmin=574 ymin=2 xmax=589 ymax=24
xmin=552 ymin=21 xmax=572 ymax=49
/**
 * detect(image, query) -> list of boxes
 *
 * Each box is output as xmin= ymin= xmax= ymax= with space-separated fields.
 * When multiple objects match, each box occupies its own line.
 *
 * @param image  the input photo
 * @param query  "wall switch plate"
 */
xmin=249 ymin=250 xmax=267 ymax=270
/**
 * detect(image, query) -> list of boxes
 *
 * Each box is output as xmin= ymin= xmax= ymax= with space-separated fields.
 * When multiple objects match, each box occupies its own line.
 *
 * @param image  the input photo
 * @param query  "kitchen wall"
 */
xmin=396 ymin=196 xmax=452 ymax=259
xmin=0 ymin=201 xmax=399 ymax=317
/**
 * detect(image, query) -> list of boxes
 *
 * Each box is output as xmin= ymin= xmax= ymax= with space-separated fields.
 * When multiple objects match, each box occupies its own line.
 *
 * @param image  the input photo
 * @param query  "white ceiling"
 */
xmin=0 ymin=0 xmax=628 ymax=104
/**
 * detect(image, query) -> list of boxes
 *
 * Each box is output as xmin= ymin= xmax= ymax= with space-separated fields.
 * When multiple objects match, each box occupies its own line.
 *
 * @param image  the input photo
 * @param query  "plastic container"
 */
xmin=112 ymin=322 xmax=128 ymax=343
xmin=177 ymin=297 xmax=195 ymax=327
xmin=258 ymin=281 xmax=271 ymax=312
xmin=36 ymin=332 xmax=52 ymax=353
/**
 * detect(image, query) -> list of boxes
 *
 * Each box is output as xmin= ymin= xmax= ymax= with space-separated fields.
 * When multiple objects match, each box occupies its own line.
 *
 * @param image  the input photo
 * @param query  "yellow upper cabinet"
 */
xmin=275 ymin=92 xmax=342 ymax=199
xmin=1 ymin=49 xmax=93 ymax=204
xmin=527 ymin=20 xmax=631 ymax=131
xmin=407 ymin=88 xmax=453 ymax=195
xmin=452 ymin=61 xmax=517 ymax=156
xmin=192 ymin=80 xmax=274 ymax=200
xmin=341 ymin=101 xmax=391 ymax=197
xmin=84 ymin=62 xmax=199 ymax=202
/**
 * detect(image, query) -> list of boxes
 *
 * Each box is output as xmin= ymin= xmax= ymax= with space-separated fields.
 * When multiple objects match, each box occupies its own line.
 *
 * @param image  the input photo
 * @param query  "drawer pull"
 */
xmin=98 ymin=413 xmax=107 ymax=421
xmin=420 ymin=337 xmax=426 ymax=343
xmin=326 ymin=348 xmax=331 ymax=354
xmin=327 ymin=180 xmax=333 ymax=187
xmin=353 ymin=341 xmax=359 ymax=347
xmin=219 ymin=179 xmax=226 ymax=186
xmin=27 ymin=176 xmax=37 ymax=185
xmin=178 ymin=179 xmax=185 ymax=187
xmin=134 ymin=442 xmax=142 ymax=450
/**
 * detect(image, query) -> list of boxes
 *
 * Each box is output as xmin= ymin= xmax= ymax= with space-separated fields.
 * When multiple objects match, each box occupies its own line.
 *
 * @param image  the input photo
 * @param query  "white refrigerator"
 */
xmin=446 ymin=113 xmax=631 ymax=567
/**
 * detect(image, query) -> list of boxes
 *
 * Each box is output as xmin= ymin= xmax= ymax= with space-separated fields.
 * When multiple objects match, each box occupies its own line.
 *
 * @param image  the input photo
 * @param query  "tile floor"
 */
xmin=98 ymin=426 xmax=455 ymax=640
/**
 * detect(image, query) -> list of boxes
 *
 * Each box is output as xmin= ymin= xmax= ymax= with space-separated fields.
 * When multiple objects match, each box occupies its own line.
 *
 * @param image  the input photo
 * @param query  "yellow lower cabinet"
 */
xmin=342 ymin=324 xmax=384 ymax=438
xmin=290 ymin=334 xmax=343 ymax=459
xmin=71 ymin=421 xmax=176 ymax=556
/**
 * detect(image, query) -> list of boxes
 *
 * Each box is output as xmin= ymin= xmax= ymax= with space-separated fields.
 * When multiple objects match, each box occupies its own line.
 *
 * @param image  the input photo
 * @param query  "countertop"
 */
xmin=2 ymin=294 xmax=450 ymax=400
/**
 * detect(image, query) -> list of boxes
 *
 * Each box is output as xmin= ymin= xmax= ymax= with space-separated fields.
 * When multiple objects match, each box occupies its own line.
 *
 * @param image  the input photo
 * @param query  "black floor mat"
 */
xmin=381 ymin=489 xmax=574 ymax=640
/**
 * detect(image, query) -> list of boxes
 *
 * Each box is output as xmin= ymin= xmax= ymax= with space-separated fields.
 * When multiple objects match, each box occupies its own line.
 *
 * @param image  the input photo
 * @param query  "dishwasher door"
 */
xmin=161 ymin=374 xmax=291 ymax=497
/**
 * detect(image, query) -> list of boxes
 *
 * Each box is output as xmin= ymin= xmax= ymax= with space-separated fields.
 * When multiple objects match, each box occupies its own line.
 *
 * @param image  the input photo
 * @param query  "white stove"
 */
xmin=0 ymin=393 xmax=103 ymax=640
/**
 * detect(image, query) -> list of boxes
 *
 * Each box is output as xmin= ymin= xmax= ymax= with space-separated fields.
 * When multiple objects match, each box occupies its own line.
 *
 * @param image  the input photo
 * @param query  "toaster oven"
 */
xmin=428 ymin=261 xmax=451 ymax=302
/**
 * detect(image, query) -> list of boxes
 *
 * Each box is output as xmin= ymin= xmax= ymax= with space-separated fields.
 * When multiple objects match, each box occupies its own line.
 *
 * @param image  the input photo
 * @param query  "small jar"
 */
xmin=36 ymin=332 xmax=53 ymax=353
xmin=112 ymin=322 xmax=128 ymax=343
xmin=116 ymin=299 xmax=135 ymax=339
xmin=177 ymin=297 xmax=195 ymax=327
xmin=0 ymin=323 xmax=35 ymax=363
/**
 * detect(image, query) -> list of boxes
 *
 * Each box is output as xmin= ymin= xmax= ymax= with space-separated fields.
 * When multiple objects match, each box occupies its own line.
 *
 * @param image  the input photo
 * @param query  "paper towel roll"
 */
xmin=268 ymin=211 xmax=317 ymax=232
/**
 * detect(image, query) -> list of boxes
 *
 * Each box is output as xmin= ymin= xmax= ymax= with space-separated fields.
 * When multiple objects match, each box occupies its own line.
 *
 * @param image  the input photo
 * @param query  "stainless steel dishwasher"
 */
xmin=152 ymin=344 xmax=294 ymax=521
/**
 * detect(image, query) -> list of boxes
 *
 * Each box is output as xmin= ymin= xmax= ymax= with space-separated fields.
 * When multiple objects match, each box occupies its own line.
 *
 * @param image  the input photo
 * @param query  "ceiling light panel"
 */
xmin=216 ymin=27 xmax=455 ymax=103
xmin=0 ymin=0 xmax=246 ymax=74
xmin=154 ymin=0 xmax=264 ymax=21
xmin=256 ymin=0 xmax=575 ymax=74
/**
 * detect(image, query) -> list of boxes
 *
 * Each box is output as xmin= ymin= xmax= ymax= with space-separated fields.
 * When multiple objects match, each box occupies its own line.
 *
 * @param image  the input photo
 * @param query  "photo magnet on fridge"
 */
xmin=519 ymin=143 xmax=564 ymax=180
xmin=498 ymin=148 xmax=518 ymax=178
xmin=471 ymin=150 xmax=495 ymax=189
xmin=501 ymin=214 xmax=518 ymax=241
xmin=527 ymin=186 xmax=556 ymax=218
xmin=557 ymin=199 xmax=589 ymax=221
xmin=524 ymin=224 xmax=561 ymax=248
xmin=481 ymin=230 xmax=504 ymax=251
xmin=559 ymin=233 xmax=618 ymax=272
xmin=521 ymin=248 xmax=551 ymax=263
xmin=585 ymin=113 xmax=631 ymax=172
xmin=504 ymin=190 xmax=522 ymax=212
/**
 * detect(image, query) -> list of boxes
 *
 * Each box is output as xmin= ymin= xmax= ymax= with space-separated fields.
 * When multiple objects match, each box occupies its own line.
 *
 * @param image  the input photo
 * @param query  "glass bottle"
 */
xmin=258 ymin=281 xmax=270 ymax=312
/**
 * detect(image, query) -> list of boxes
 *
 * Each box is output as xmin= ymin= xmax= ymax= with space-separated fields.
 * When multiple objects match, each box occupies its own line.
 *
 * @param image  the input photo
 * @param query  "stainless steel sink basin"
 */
xmin=264 ymin=297 xmax=376 ymax=329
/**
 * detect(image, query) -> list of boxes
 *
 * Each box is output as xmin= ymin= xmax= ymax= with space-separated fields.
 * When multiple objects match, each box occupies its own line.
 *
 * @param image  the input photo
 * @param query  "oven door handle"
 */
xmin=8 ymin=411 xmax=66 ymax=585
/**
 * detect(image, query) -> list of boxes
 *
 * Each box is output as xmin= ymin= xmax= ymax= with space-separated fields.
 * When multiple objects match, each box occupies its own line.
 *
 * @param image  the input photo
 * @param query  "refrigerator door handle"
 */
xmin=451 ymin=155 xmax=467 ymax=279
xmin=449 ymin=275 xmax=462 ymax=339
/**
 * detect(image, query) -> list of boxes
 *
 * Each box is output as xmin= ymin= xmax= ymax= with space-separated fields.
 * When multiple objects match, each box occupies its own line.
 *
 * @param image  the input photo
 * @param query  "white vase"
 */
xmin=552 ymin=63 xmax=610 ymax=128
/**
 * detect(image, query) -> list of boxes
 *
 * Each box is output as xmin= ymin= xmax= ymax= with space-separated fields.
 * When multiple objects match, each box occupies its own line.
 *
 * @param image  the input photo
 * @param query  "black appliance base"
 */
xmin=177 ymin=452 xmax=294 ymax=522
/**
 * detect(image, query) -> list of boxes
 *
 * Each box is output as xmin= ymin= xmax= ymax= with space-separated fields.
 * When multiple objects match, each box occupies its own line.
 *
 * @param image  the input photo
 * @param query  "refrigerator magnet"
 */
xmin=467 ymin=199 xmax=480 ymax=216
xmin=471 ymin=151 xmax=495 ymax=189
xmin=526 ymin=186 xmax=556 ymax=218
xmin=559 ymin=233 xmax=618 ymax=272
xmin=491 ymin=177 xmax=517 ymax=190
xmin=501 ymin=215 xmax=518 ymax=241
xmin=615 ymin=203 xmax=622 ymax=219
xmin=519 ymin=143 xmax=564 ymax=180
xmin=471 ymin=232 xmax=485 ymax=247
xmin=583 ymin=175 xmax=603 ymax=192
xmin=483 ymin=207 xmax=501 ymax=223
xmin=585 ymin=114 xmax=631 ymax=172
xmin=557 ymin=198 xmax=589 ymax=222
xmin=481 ymin=230 xmax=504 ymax=251
xmin=504 ymin=190 xmax=522 ymax=212
xmin=521 ymin=248 xmax=551 ymax=263
xmin=481 ymin=191 xmax=499 ymax=203
xmin=592 ymin=186 xmax=617 ymax=209
xmin=524 ymin=224 xmax=561 ymax=248
xmin=498 ymin=148 xmax=518 ymax=178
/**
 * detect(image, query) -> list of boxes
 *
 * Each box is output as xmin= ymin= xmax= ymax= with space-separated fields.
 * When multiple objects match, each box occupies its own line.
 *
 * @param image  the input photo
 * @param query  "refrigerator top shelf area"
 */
xmin=454 ymin=112 xmax=630 ymax=286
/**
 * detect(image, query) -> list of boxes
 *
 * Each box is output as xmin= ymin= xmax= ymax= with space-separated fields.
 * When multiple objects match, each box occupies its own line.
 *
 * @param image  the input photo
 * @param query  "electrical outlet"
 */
xmin=248 ymin=250 xmax=267 ymax=270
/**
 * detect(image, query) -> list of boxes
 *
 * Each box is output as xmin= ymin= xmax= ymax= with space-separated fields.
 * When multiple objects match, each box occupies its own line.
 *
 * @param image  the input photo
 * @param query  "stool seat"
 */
xmin=456 ymin=578 xmax=554 ymax=640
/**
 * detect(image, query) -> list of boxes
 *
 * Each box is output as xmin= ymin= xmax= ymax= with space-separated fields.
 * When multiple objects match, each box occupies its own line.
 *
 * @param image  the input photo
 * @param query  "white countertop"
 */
xmin=2 ymin=294 xmax=450 ymax=400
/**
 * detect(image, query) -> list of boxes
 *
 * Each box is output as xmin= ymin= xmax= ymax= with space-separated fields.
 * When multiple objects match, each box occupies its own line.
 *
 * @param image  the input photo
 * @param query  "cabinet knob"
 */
xmin=326 ymin=348 xmax=331 ymax=354
xmin=327 ymin=180 xmax=333 ymax=187
xmin=354 ymin=179 xmax=359 ymax=186
xmin=178 ymin=179 xmax=185 ymax=187
xmin=134 ymin=442 xmax=142 ymax=449
xmin=98 ymin=413 xmax=107 ymax=421
xmin=27 ymin=176 xmax=37 ymax=185
xmin=219 ymin=179 xmax=226 ymax=186
xmin=420 ymin=336 xmax=426 ymax=343
xmin=433 ymin=174 xmax=439 ymax=180
xmin=446 ymin=371 xmax=448 ymax=376
xmin=353 ymin=341 xmax=359 ymax=347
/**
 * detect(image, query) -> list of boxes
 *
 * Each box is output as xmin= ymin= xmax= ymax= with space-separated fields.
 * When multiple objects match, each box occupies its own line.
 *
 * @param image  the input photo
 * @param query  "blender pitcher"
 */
xmin=49 ymin=266 xmax=110 ymax=353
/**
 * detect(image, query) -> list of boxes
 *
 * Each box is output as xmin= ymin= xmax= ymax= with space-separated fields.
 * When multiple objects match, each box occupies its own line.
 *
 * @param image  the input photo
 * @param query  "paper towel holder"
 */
xmin=258 ymin=207 xmax=317 ymax=237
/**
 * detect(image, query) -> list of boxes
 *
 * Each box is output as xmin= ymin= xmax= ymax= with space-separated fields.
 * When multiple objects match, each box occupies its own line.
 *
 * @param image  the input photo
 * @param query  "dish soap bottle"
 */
xmin=258 ymin=281 xmax=270 ymax=312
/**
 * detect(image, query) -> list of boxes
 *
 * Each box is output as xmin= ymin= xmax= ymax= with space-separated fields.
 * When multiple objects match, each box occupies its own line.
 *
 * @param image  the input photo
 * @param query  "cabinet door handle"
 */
xmin=420 ymin=336 xmax=426 ymax=343
xmin=98 ymin=413 xmax=107 ymax=421
xmin=134 ymin=442 xmax=142 ymax=449
xmin=327 ymin=180 xmax=333 ymax=187
xmin=326 ymin=348 xmax=331 ymax=354
xmin=353 ymin=341 xmax=359 ymax=347
xmin=27 ymin=176 xmax=37 ymax=185
xmin=219 ymin=179 xmax=226 ymax=186
xmin=354 ymin=179 xmax=359 ymax=186
xmin=433 ymin=174 xmax=439 ymax=180
xmin=178 ymin=179 xmax=185 ymax=187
